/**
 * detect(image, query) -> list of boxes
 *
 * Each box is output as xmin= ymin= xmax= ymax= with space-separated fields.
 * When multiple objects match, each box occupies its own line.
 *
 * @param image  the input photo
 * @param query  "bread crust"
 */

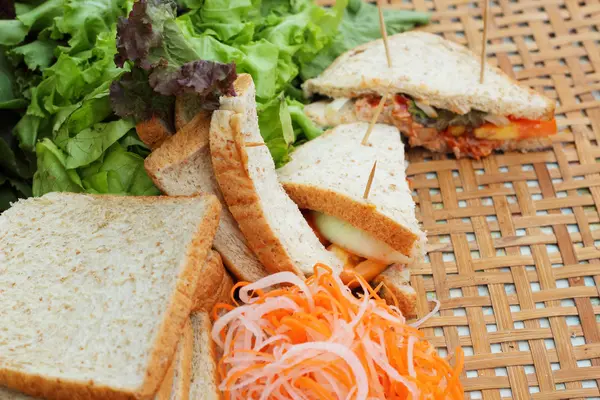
xmin=192 ymin=250 xmax=234 ymax=312
xmin=209 ymin=111 xmax=304 ymax=276
xmin=282 ymin=183 xmax=418 ymax=256
xmin=372 ymin=269 xmax=417 ymax=318
xmin=0 ymin=194 xmax=221 ymax=400
xmin=154 ymin=359 xmax=175 ymax=400
xmin=136 ymin=117 xmax=173 ymax=150
xmin=177 ymin=320 xmax=194 ymax=400
xmin=144 ymin=112 xmax=269 ymax=283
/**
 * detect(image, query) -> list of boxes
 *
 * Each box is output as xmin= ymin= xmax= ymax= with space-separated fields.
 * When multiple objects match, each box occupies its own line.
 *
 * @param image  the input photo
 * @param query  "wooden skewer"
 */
xmin=361 ymin=90 xmax=389 ymax=145
xmin=479 ymin=0 xmax=489 ymax=84
xmin=363 ymin=161 xmax=378 ymax=199
xmin=362 ymin=2 xmax=389 ymax=198
xmin=245 ymin=142 xmax=265 ymax=147
xmin=377 ymin=0 xmax=392 ymax=68
xmin=362 ymin=0 xmax=393 ymax=146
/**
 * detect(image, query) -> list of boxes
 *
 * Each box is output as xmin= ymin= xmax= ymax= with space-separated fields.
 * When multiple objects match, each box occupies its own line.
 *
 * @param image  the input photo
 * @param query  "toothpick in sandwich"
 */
xmin=480 ymin=0 xmax=489 ymax=84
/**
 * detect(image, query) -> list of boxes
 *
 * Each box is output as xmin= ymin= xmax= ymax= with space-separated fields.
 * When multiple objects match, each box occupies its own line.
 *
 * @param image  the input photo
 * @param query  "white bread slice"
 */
xmin=154 ymin=319 xmax=193 ymax=400
xmin=372 ymin=265 xmax=417 ymax=318
xmin=0 ymin=192 xmax=220 ymax=400
xmin=0 ymin=322 xmax=196 ymax=400
xmin=210 ymin=74 xmax=342 ymax=276
xmin=145 ymin=111 xmax=269 ymax=283
xmin=164 ymin=320 xmax=193 ymax=400
xmin=303 ymin=31 xmax=555 ymax=120
xmin=192 ymin=250 xmax=234 ymax=312
xmin=277 ymin=122 xmax=425 ymax=259
xmin=189 ymin=313 xmax=221 ymax=400
xmin=303 ymin=100 xmax=554 ymax=154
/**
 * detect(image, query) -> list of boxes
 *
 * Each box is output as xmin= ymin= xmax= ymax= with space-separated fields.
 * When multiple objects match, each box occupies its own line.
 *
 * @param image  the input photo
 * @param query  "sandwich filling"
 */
xmin=332 ymin=95 xmax=557 ymax=158
xmin=304 ymin=211 xmax=417 ymax=286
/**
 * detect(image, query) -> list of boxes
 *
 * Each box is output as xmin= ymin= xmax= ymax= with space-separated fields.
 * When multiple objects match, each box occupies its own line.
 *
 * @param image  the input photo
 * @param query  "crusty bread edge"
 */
xmin=372 ymin=274 xmax=417 ymax=318
xmin=209 ymin=110 xmax=303 ymax=277
xmin=0 ymin=195 xmax=220 ymax=400
xmin=192 ymin=250 xmax=234 ymax=312
xmin=144 ymin=112 xmax=211 ymax=183
xmin=154 ymin=357 xmax=175 ymax=400
xmin=282 ymin=183 xmax=418 ymax=257
xmin=136 ymin=117 xmax=173 ymax=150
xmin=176 ymin=320 xmax=194 ymax=400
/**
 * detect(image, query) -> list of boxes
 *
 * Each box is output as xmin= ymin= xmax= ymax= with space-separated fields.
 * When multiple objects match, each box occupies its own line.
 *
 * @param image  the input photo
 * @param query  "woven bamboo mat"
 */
xmin=316 ymin=0 xmax=600 ymax=398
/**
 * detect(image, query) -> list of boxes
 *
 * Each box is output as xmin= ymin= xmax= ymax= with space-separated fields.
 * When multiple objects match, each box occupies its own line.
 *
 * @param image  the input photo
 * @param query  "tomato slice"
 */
xmin=511 ymin=117 xmax=557 ymax=139
xmin=474 ymin=118 xmax=557 ymax=140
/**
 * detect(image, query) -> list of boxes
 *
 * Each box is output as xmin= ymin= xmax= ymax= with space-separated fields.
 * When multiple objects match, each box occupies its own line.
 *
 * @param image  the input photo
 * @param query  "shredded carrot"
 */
xmin=212 ymin=264 xmax=464 ymax=400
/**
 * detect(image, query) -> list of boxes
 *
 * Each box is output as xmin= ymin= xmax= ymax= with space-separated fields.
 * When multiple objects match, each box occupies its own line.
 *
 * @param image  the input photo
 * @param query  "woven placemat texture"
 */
xmin=316 ymin=0 xmax=600 ymax=398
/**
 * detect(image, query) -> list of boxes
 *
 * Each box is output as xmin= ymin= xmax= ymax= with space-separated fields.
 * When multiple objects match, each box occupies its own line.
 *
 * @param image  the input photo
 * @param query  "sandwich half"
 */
xmin=277 ymin=122 xmax=423 ymax=316
xmin=145 ymin=111 xmax=269 ymax=283
xmin=210 ymin=74 xmax=342 ymax=276
xmin=0 ymin=192 xmax=220 ymax=400
xmin=303 ymin=31 xmax=557 ymax=159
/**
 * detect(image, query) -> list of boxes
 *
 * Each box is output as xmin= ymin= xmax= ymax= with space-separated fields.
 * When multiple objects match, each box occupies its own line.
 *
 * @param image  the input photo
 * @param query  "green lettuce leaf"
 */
xmin=0 ymin=50 xmax=27 ymax=109
xmin=33 ymin=139 xmax=83 ymax=197
xmin=8 ymin=39 xmax=56 ymax=71
xmin=63 ymin=119 xmax=134 ymax=169
xmin=257 ymin=93 xmax=323 ymax=166
xmin=81 ymin=143 xmax=159 ymax=195
xmin=0 ymin=110 xmax=35 ymax=211
xmin=300 ymin=0 xmax=430 ymax=80
xmin=0 ymin=0 xmax=64 ymax=46
xmin=34 ymin=135 xmax=158 ymax=197
xmin=15 ymin=30 xmax=124 ymax=151
xmin=52 ymin=0 xmax=130 ymax=54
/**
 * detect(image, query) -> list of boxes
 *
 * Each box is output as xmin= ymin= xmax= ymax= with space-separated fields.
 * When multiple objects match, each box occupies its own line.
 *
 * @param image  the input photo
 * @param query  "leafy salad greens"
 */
xmin=0 ymin=0 xmax=429 ymax=211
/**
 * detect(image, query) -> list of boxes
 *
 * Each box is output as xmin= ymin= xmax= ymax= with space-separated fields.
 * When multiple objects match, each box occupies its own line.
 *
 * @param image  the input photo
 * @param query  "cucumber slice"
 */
xmin=313 ymin=211 xmax=411 ymax=264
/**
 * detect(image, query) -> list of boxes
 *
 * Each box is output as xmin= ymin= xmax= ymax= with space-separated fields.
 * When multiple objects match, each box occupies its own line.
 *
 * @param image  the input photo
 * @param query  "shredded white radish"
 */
xmin=484 ymin=113 xmax=511 ymax=126
xmin=411 ymin=299 xmax=441 ymax=328
xmin=212 ymin=265 xmax=464 ymax=399
xmin=414 ymin=100 xmax=438 ymax=118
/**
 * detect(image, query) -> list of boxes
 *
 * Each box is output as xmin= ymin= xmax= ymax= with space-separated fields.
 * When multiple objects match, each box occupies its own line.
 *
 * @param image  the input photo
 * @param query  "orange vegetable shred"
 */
xmin=211 ymin=264 xmax=464 ymax=400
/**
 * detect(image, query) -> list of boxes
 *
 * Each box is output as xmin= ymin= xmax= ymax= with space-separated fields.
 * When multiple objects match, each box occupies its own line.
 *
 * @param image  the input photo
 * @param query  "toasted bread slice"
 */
xmin=209 ymin=74 xmax=342 ymax=276
xmin=0 ymin=193 xmax=220 ymax=400
xmin=145 ymin=111 xmax=269 ymax=283
xmin=303 ymin=31 xmax=554 ymax=120
xmin=189 ymin=313 xmax=221 ymax=400
xmin=372 ymin=265 xmax=417 ymax=318
xmin=277 ymin=122 xmax=425 ymax=260
xmin=192 ymin=250 xmax=234 ymax=312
